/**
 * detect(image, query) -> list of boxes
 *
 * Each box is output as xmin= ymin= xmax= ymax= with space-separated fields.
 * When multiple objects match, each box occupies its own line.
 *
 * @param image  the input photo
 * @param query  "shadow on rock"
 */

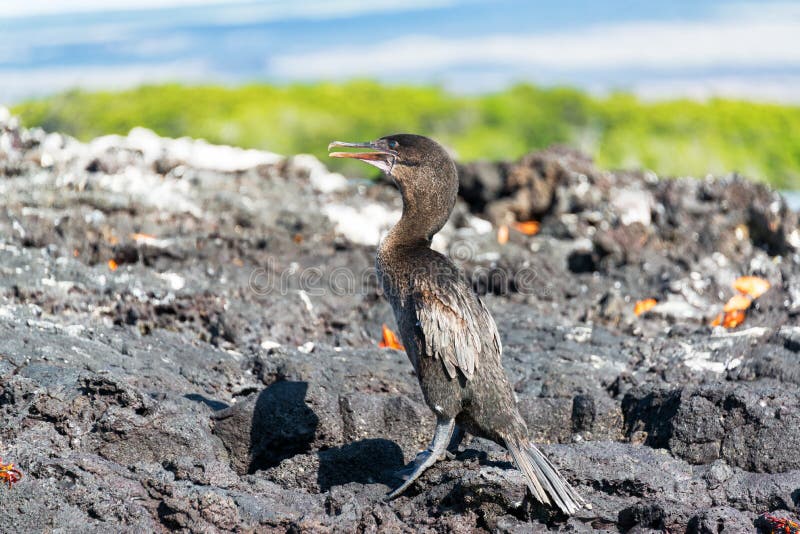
xmin=317 ymin=438 xmax=404 ymax=491
xmin=212 ymin=381 xmax=319 ymax=474
xmin=456 ymin=448 xmax=515 ymax=470
xmin=249 ymin=381 xmax=319 ymax=472
xmin=184 ymin=393 xmax=229 ymax=411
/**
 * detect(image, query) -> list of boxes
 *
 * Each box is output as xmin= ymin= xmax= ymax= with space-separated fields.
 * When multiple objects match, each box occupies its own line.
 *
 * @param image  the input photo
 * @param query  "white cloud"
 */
xmin=0 ymin=60 xmax=212 ymax=104
xmin=716 ymin=1 xmax=800 ymax=21
xmin=630 ymin=75 xmax=800 ymax=104
xmin=0 ymin=0 xmax=458 ymax=20
xmin=0 ymin=0 xmax=229 ymax=18
xmin=223 ymin=0 xmax=458 ymax=23
xmin=269 ymin=19 xmax=800 ymax=77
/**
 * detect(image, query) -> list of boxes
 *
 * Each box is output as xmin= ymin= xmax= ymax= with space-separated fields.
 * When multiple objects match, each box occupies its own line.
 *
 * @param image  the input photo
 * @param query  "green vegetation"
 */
xmin=12 ymin=81 xmax=800 ymax=188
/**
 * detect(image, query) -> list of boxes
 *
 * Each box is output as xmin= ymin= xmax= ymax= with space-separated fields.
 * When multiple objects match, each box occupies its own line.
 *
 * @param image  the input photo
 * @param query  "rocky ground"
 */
xmin=1 ymin=108 xmax=799 ymax=533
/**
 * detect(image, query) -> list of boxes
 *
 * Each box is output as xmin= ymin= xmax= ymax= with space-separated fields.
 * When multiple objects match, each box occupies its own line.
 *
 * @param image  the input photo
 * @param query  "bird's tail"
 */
xmin=505 ymin=437 xmax=584 ymax=515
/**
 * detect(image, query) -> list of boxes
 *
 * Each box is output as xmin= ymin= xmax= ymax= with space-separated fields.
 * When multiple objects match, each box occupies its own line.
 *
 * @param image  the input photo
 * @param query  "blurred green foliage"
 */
xmin=12 ymin=81 xmax=800 ymax=188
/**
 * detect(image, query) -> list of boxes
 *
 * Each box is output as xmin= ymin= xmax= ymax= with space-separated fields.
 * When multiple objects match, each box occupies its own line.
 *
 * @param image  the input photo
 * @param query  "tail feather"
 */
xmin=506 ymin=438 xmax=584 ymax=515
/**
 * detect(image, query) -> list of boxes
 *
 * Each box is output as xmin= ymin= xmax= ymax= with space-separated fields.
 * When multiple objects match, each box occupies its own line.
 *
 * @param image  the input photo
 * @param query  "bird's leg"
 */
xmin=445 ymin=424 xmax=465 ymax=459
xmin=387 ymin=417 xmax=455 ymax=499
xmin=391 ymin=418 xmax=455 ymax=478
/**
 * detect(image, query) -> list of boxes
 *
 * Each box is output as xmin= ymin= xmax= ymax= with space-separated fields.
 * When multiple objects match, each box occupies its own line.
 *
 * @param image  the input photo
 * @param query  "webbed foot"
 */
xmin=386 ymin=418 xmax=455 ymax=499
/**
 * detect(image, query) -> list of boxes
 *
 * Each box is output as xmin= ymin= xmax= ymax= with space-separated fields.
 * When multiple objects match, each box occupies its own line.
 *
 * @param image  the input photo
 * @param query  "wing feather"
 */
xmin=412 ymin=273 xmax=501 ymax=380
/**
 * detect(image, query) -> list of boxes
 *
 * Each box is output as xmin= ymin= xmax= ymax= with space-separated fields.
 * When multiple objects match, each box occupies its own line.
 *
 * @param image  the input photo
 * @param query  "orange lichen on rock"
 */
xmin=723 ymin=293 xmax=752 ymax=312
xmin=511 ymin=220 xmax=540 ymax=236
xmin=756 ymin=512 xmax=800 ymax=534
xmin=107 ymin=259 xmax=119 ymax=271
xmin=378 ymin=324 xmax=404 ymax=350
xmin=634 ymin=298 xmax=657 ymax=316
xmin=711 ymin=309 xmax=746 ymax=329
xmin=710 ymin=275 xmax=771 ymax=329
xmin=733 ymin=276 xmax=771 ymax=299
xmin=0 ymin=459 xmax=22 ymax=488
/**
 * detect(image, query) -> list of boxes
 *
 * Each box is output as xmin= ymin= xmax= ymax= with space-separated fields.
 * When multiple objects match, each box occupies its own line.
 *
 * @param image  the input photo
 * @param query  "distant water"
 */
xmin=783 ymin=191 xmax=800 ymax=211
xmin=1 ymin=0 xmax=800 ymax=103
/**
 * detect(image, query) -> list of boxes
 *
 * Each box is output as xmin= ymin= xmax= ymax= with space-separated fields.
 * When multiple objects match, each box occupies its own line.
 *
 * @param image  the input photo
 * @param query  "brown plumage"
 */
xmin=329 ymin=134 xmax=584 ymax=515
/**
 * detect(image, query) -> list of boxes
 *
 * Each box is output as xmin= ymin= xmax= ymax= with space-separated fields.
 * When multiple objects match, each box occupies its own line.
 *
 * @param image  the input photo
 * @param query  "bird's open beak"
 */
xmin=328 ymin=140 xmax=397 ymax=174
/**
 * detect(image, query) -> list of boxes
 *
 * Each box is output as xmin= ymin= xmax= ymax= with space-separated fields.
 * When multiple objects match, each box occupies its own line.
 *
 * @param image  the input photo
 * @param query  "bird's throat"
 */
xmin=385 ymin=191 xmax=452 ymax=249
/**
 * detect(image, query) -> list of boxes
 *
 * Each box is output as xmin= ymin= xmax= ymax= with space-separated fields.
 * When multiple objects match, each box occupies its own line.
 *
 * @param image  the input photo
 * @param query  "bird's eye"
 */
xmin=387 ymin=140 xmax=398 ymax=149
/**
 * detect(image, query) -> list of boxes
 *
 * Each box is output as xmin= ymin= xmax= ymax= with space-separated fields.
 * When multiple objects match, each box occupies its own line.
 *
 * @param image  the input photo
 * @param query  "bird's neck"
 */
xmin=384 ymin=182 xmax=453 ymax=250
xmin=384 ymin=214 xmax=431 ymax=251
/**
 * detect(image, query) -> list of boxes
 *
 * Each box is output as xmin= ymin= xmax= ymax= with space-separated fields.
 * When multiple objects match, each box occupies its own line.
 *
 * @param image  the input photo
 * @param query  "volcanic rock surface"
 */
xmin=1 ymin=111 xmax=799 ymax=532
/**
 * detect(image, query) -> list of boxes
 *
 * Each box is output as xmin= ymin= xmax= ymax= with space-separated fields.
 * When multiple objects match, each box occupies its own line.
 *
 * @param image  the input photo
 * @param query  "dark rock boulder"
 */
xmin=623 ymin=384 xmax=800 ymax=471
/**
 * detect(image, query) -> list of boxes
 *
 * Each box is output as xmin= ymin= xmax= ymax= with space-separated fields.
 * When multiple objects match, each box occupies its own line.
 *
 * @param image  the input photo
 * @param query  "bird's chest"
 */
xmin=375 ymin=257 xmax=423 ymax=370
xmin=375 ymin=252 xmax=412 ymax=308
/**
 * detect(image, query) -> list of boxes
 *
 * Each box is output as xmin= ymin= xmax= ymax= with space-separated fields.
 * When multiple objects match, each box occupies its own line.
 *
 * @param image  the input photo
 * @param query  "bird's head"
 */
xmin=329 ymin=133 xmax=456 ymax=196
xmin=328 ymin=134 xmax=458 ymax=241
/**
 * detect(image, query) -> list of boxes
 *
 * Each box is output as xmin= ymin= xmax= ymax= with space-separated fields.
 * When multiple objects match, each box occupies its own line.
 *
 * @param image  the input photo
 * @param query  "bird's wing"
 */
xmin=412 ymin=273 xmax=502 ymax=380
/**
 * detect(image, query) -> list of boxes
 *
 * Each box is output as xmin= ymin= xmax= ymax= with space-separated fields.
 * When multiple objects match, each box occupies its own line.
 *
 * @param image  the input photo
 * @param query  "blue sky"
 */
xmin=1 ymin=0 xmax=799 ymax=103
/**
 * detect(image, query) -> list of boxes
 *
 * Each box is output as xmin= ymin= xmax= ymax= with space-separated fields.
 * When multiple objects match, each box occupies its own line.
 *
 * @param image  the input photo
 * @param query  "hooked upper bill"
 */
xmin=328 ymin=140 xmax=397 ymax=174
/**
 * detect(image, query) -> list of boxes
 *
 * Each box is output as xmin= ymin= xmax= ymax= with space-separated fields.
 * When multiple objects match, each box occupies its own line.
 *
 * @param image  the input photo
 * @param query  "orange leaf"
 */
xmin=723 ymin=293 xmax=752 ymax=312
xmin=511 ymin=220 xmax=540 ymax=236
xmin=497 ymin=225 xmax=509 ymax=245
xmin=107 ymin=259 xmax=119 ymax=271
xmin=378 ymin=323 xmax=404 ymax=350
xmin=733 ymin=276 xmax=770 ymax=299
xmin=634 ymin=298 xmax=657 ymax=316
